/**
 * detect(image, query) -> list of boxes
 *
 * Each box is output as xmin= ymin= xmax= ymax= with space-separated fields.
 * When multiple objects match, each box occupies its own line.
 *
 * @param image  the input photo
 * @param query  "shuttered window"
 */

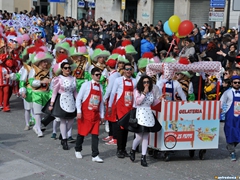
xmin=153 ymin=0 xmax=174 ymax=25
xmin=190 ymin=0 xmax=210 ymax=27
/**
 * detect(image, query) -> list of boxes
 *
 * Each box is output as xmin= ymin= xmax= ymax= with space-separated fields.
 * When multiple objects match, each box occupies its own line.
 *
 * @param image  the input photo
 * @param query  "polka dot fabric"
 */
xmin=136 ymin=92 xmax=155 ymax=127
xmin=59 ymin=76 xmax=76 ymax=113
xmin=146 ymin=61 xmax=222 ymax=79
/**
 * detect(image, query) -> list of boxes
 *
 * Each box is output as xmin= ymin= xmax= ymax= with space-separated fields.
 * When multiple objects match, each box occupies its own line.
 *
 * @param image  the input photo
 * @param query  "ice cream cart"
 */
xmin=146 ymin=61 xmax=222 ymax=161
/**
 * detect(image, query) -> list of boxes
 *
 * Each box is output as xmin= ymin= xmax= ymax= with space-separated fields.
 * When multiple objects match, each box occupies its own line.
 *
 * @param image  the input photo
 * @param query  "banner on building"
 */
xmin=121 ymin=0 xmax=126 ymax=10
xmin=48 ymin=0 xmax=66 ymax=3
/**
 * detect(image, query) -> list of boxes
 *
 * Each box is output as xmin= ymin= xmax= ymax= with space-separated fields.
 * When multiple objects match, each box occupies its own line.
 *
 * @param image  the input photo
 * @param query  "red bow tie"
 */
xmin=94 ymin=82 xmax=100 ymax=87
xmin=125 ymin=79 xmax=131 ymax=82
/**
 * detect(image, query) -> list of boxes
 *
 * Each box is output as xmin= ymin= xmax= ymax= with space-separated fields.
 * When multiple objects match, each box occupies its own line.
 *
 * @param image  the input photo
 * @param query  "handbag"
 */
xmin=129 ymin=108 xmax=138 ymax=128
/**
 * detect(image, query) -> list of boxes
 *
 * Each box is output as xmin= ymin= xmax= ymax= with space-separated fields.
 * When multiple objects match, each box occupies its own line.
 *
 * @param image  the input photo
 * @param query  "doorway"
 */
xmin=124 ymin=0 xmax=137 ymax=22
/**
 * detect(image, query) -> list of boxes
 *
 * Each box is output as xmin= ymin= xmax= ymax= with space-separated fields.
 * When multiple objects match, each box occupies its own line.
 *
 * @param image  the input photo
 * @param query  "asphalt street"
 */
xmin=0 ymin=96 xmax=240 ymax=180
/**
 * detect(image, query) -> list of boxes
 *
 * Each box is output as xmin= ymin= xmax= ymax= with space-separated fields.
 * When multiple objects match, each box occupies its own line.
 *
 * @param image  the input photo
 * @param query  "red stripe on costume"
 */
xmin=213 ymin=101 xmax=217 ymax=120
xmin=202 ymin=101 xmax=206 ymax=120
xmin=164 ymin=101 xmax=168 ymax=121
xmin=175 ymin=101 xmax=179 ymax=120
xmin=208 ymin=101 xmax=212 ymax=120
xmin=169 ymin=101 xmax=173 ymax=121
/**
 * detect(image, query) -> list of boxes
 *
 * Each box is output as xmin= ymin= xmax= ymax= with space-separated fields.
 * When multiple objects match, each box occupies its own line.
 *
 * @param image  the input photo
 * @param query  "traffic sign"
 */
xmin=88 ymin=2 xmax=95 ymax=8
xmin=210 ymin=0 xmax=226 ymax=8
xmin=78 ymin=1 xmax=85 ymax=8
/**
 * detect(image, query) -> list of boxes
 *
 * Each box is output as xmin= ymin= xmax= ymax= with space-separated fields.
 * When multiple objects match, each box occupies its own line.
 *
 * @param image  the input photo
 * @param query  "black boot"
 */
xmin=61 ymin=139 xmax=69 ymax=150
xmin=141 ymin=155 xmax=148 ymax=167
xmin=130 ymin=149 xmax=135 ymax=162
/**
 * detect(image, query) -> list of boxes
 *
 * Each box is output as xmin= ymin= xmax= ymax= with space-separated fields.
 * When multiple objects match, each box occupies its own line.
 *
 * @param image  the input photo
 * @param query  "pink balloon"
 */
xmin=178 ymin=20 xmax=194 ymax=36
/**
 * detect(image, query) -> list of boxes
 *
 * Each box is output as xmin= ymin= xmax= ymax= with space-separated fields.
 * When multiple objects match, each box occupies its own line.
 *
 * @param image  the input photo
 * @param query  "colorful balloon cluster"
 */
xmin=163 ymin=15 xmax=194 ymax=38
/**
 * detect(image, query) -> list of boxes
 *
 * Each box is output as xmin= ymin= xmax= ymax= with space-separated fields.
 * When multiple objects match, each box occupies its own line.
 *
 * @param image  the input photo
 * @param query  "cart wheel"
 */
xmin=164 ymin=135 xmax=177 ymax=149
xmin=148 ymin=148 xmax=154 ymax=156
xmin=189 ymin=150 xmax=195 ymax=158
xmin=164 ymin=152 xmax=170 ymax=162
xmin=199 ymin=150 xmax=206 ymax=160
xmin=153 ymin=150 xmax=159 ymax=159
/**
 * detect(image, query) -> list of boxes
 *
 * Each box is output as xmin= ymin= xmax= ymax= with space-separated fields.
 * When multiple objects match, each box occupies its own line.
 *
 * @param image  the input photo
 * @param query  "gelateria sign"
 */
xmin=178 ymin=102 xmax=202 ymax=120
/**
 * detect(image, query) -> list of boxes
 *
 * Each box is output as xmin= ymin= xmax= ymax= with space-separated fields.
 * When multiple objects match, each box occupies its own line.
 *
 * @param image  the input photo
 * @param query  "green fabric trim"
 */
xmin=32 ymin=91 xmax=50 ymax=106
xmin=188 ymin=93 xmax=195 ymax=101
xmin=16 ymin=73 xmax=21 ymax=82
xmin=28 ymin=78 xmax=34 ymax=86
xmin=76 ymin=79 xmax=86 ymax=92
xmin=19 ymin=81 xmax=26 ymax=88
xmin=132 ymin=72 xmax=137 ymax=78
xmin=25 ymin=88 xmax=33 ymax=103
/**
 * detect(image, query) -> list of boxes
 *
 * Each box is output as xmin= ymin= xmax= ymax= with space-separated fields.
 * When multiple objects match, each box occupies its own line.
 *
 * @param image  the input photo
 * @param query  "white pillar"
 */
xmin=137 ymin=0 xmax=154 ymax=25
xmin=50 ymin=3 xmax=57 ymax=16
xmin=174 ymin=0 xmax=190 ymax=21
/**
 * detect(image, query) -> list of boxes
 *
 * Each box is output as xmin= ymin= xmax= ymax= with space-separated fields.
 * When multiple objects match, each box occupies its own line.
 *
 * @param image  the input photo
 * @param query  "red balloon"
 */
xmin=178 ymin=20 xmax=194 ymax=36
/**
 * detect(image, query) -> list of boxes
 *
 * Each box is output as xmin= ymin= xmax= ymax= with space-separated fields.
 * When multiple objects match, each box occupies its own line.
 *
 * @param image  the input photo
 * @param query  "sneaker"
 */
xmin=32 ymin=126 xmax=38 ymax=134
xmin=41 ymin=124 xmax=46 ymax=132
xmin=105 ymin=139 xmax=117 ymax=145
xmin=51 ymin=133 xmax=57 ymax=139
xmin=231 ymin=152 xmax=237 ymax=161
xmin=68 ymin=136 xmax=76 ymax=143
xmin=75 ymin=151 xmax=82 ymax=159
xmin=92 ymin=155 xmax=103 ymax=163
xmin=38 ymin=131 xmax=43 ymax=138
xmin=24 ymin=126 xmax=30 ymax=131
xmin=105 ymin=121 xmax=109 ymax=133
xmin=102 ymin=136 xmax=112 ymax=142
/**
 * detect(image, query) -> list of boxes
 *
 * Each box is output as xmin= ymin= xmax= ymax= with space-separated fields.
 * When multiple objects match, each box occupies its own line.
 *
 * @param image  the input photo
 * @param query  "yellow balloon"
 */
xmin=169 ymin=15 xmax=181 ymax=33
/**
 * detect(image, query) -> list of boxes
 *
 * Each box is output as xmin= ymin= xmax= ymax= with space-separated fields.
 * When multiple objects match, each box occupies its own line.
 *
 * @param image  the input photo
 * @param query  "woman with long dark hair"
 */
xmin=48 ymin=61 xmax=77 ymax=150
xmin=129 ymin=75 xmax=161 ymax=167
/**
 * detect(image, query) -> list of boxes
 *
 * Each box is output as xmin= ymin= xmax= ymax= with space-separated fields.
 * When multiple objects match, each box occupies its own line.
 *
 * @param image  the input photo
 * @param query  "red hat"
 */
xmin=178 ymin=57 xmax=190 ymax=65
xmin=106 ymin=59 xmax=117 ymax=68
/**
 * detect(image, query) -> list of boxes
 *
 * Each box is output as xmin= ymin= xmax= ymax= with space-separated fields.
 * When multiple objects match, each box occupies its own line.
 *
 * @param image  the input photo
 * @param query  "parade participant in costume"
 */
xmin=204 ymin=75 xmax=220 ymax=100
xmin=69 ymin=40 xmax=91 ymax=92
xmin=35 ymin=18 xmax=46 ymax=40
xmin=54 ymin=42 xmax=70 ymax=61
xmin=0 ymin=54 xmax=15 ymax=112
xmin=29 ymin=26 xmax=44 ymax=45
xmin=136 ymin=52 xmax=155 ymax=82
xmin=121 ymin=39 xmax=138 ymax=77
xmin=104 ymin=49 xmax=129 ymax=133
xmin=18 ymin=45 xmax=38 ymax=130
xmin=28 ymin=51 xmax=53 ymax=137
xmin=89 ymin=45 xmax=111 ymax=94
xmin=108 ymin=48 xmax=129 ymax=76
xmin=80 ymin=37 xmax=93 ymax=64
xmin=103 ymin=59 xmax=121 ymax=145
xmin=48 ymin=58 xmax=77 ymax=150
xmin=130 ymin=75 xmax=162 ymax=167
xmin=220 ymin=75 xmax=240 ymax=161
xmin=75 ymin=67 xmax=104 ymax=163
xmin=7 ymin=33 xmax=23 ymax=96
xmin=157 ymin=57 xmax=187 ymax=101
xmin=108 ymin=63 xmax=137 ymax=158
xmin=175 ymin=71 xmax=195 ymax=101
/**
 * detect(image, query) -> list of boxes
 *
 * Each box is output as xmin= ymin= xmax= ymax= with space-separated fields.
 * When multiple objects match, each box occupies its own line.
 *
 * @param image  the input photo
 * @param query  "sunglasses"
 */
xmin=233 ymin=81 xmax=240 ymax=84
xmin=125 ymin=68 xmax=132 ymax=71
xmin=59 ymin=51 xmax=65 ymax=54
xmin=94 ymin=73 xmax=101 ymax=77
xmin=143 ymin=81 xmax=150 ymax=84
xmin=63 ymin=66 xmax=71 ymax=70
xmin=224 ymin=73 xmax=229 ymax=75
